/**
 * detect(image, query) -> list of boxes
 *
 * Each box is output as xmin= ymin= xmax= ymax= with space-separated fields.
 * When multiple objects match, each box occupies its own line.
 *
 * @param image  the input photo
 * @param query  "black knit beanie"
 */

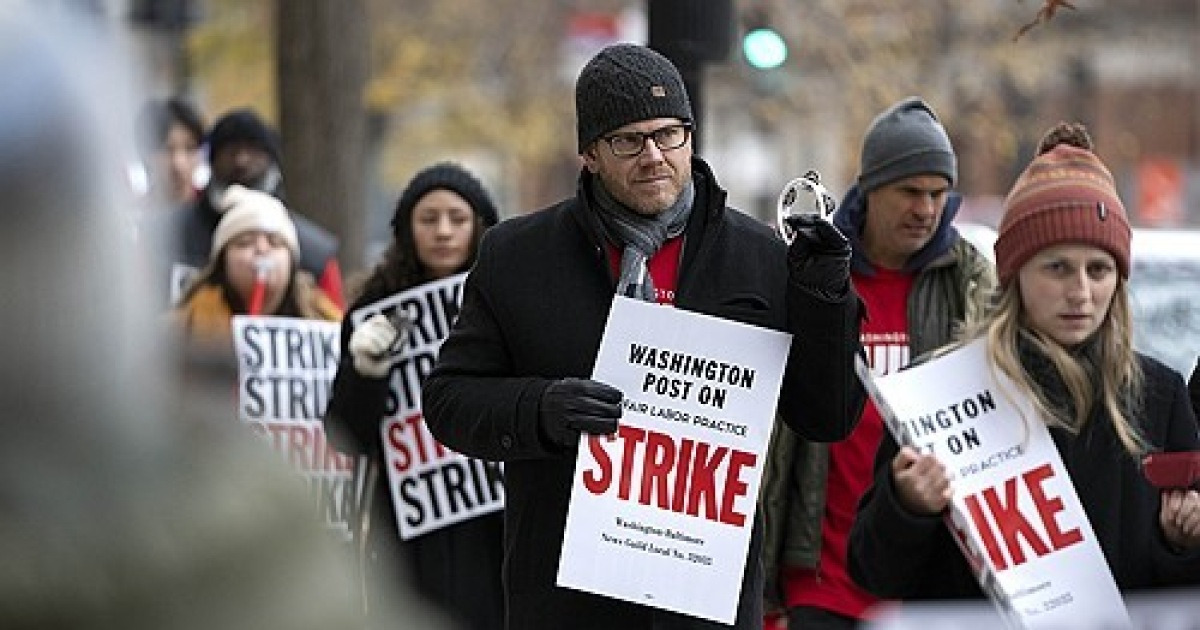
xmin=575 ymin=43 xmax=693 ymax=153
xmin=390 ymin=162 xmax=500 ymax=233
xmin=858 ymin=97 xmax=957 ymax=193
xmin=207 ymin=108 xmax=281 ymax=163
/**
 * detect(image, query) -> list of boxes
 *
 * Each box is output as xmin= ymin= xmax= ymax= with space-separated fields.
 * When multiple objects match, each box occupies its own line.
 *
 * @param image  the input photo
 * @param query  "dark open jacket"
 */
xmin=422 ymin=158 xmax=865 ymax=629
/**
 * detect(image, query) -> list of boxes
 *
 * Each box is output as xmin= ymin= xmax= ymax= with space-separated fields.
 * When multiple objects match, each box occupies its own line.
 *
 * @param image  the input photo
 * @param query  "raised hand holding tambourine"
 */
xmin=776 ymin=169 xmax=842 ymax=245
xmin=776 ymin=169 xmax=851 ymax=299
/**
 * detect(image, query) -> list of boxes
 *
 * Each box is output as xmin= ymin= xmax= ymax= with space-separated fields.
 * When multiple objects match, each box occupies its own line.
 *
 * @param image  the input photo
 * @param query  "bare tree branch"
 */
xmin=1014 ymin=0 xmax=1077 ymax=41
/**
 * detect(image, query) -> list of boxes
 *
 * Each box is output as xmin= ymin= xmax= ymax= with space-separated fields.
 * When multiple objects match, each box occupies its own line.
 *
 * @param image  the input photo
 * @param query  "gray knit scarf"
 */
xmin=591 ymin=178 xmax=695 ymax=302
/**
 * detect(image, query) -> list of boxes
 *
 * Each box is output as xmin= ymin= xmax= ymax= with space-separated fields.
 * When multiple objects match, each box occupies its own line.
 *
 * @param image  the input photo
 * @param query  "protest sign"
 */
xmin=859 ymin=338 xmax=1130 ymax=629
xmin=232 ymin=315 xmax=356 ymax=537
xmin=349 ymin=273 xmax=504 ymax=541
xmin=557 ymin=296 xmax=791 ymax=624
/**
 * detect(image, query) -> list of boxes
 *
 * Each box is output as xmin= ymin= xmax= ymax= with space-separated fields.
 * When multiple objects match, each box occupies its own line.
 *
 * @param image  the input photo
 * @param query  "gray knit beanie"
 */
xmin=575 ymin=43 xmax=693 ymax=153
xmin=858 ymin=97 xmax=957 ymax=193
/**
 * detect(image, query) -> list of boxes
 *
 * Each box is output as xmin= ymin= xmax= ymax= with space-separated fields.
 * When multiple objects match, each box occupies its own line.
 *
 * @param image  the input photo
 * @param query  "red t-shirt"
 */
xmin=606 ymin=237 xmax=683 ymax=305
xmin=783 ymin=267 xmax=914 ymax=619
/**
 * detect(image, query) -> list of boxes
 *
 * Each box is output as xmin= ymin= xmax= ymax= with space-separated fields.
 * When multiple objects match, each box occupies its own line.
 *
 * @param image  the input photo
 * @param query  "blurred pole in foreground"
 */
xmin=648 ymin=0 xmax=734 ymax=155
xmin=0 ymin=5 xmax=449 ymax=629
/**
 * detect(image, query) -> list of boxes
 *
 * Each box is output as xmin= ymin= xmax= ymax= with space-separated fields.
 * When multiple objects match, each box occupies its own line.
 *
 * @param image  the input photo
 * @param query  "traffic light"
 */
xmin=742 ymin=27 xmax=787 ymax=69
xmin=648 ymin=0 xmax=734 ymax=153
xmin=648 ymin=0 xmax=734 ymax=64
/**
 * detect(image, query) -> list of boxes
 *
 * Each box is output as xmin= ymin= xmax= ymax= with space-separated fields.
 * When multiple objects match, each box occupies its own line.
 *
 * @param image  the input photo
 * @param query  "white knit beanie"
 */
xmin=210 ymin=184 xmax=300 ymax=261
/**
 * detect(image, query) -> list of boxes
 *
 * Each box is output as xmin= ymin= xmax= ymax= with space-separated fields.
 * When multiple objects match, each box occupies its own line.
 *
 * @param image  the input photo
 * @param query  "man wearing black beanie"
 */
xmin=144 ymin=107 xmax=344 ymax=309
xmin=422 ymin=43 xmax=865 ymax=630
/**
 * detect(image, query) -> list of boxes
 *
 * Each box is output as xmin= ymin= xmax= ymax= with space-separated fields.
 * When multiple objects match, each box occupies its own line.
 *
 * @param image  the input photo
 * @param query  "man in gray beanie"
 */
xmin=761 ymin=96 xmax=995 ymax=628
xmin=857 ymin=97 xmax=957 ymax=195
xmin=423 ymin=42 xmax=865 ymax=629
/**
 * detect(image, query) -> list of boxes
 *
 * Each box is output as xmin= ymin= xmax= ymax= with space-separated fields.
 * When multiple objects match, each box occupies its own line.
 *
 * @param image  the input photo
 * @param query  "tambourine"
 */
xmin=776 ymin=169 xmax=839 ymax=245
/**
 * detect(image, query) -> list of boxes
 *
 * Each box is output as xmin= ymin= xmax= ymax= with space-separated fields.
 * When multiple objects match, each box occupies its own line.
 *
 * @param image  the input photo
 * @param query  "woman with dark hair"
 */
xmin=324 ymin=162 xmax=502 ymax=629
xmin=137 ymin=97 xmax=207 ymax=207
xmin=849 ymin=123 xmax=1200 ymax=611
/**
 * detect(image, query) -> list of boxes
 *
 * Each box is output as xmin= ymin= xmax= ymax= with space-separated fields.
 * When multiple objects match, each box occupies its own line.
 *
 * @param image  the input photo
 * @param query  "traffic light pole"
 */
xmin=647 ymin=0 xmax=733 ymax=157
xmin=675 ymin=58 xmax=704 ymax=155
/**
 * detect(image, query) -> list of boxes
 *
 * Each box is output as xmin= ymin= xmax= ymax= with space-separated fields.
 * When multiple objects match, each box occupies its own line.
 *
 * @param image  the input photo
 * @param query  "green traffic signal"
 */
xmin=742 ymin=28 xmax=787 ymax=69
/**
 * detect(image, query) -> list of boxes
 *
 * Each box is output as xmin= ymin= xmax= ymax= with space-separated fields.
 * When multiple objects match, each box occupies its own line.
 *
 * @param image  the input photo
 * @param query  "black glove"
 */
xmin=538 ymin=378 xmax=622 ymax=449
xmin=785 ymin=214 xmax=851 ymax=301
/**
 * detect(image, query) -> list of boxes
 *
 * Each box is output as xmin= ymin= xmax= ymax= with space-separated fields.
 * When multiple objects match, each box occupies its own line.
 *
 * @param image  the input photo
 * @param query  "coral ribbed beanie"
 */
xmin=994 ymin=122 xmax=1130 ymax=286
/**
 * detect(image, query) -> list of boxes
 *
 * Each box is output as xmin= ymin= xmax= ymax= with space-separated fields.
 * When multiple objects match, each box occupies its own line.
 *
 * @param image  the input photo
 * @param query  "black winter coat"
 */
xmin=849 ymin=355 xmax=1200 ymax=604
xmin=422 ymin=159 xmax=864 ymax=629
xmin=325 ymin=288 xmax=505 ymax=630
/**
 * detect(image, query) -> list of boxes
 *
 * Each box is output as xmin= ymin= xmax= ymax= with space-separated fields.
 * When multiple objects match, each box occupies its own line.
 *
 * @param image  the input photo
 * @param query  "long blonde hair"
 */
xmin=958 ymin=278 xmax=1146 ymax=458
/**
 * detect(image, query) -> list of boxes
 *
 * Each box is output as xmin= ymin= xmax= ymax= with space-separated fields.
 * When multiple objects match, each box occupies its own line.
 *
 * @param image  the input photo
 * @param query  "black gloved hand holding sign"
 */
xmin=539 ymin=378 xmax=622 ymax=449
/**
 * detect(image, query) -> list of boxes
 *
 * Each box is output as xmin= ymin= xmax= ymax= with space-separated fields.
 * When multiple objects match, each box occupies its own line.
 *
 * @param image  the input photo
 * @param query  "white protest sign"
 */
xmin=557 ymin=296 xmax=791 ymax=624
xmin=350 ymin=273 xmax=505 ymax=541
xmin=232 ymin=315 xmax=356 ymax=537
xmin=863 ymin=338 xmax=1130 ymax=629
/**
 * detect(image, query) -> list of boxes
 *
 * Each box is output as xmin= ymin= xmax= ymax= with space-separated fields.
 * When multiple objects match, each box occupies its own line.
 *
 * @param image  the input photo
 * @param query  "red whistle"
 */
xmin=248 ymin=258 xmax=274 ymax=315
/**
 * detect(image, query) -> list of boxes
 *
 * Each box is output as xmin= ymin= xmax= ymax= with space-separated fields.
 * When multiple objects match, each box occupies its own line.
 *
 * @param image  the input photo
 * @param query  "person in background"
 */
xmin=325 ymin=162 xmax=503 ymax=629
xmin=172 ymin=184 xmax=341 ymax=355
xmin=147 ymin=107 xmax=344 ymax=308
xmin=0 ymin=5 xmax=419 ymax=628
xmin=135 ymin=96 xmax=207 ymax=208
xmin=761 ymin=96 xmax=996 ymax=629
xmin=421 ymin=43 xmax=864 ymax=629
xmin=848 ymin=122 xmax=1200 ymax=606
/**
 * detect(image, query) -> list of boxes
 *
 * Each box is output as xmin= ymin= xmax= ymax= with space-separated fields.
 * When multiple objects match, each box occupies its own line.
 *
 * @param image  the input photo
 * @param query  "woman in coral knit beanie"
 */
xmin=848 ymin=122 xmax=1200 ymax=608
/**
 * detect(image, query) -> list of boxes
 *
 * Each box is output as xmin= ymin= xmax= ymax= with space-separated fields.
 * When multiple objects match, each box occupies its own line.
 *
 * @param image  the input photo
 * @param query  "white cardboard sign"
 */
xmin=557 ymin=297 xmax=791 ymax=624
xmin=350 ymin=273 xmax=505 ymax=541
xmin=232 ymin=315 xmax=355 ymax=536
xmin=863 ymin=339 xmax=1130 ymax=629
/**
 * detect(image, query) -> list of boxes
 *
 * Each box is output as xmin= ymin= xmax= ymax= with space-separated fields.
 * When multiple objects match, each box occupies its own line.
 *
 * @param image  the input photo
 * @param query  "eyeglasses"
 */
xmin=601 ymin=123 xmax=692 ymax=158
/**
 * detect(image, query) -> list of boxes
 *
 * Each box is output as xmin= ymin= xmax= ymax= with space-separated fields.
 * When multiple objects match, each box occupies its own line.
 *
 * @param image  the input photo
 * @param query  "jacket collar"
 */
xmin=833 ymin=182 xmax=963 ymax=276
xmin=569 ymin=157 xmax=727 ymax=252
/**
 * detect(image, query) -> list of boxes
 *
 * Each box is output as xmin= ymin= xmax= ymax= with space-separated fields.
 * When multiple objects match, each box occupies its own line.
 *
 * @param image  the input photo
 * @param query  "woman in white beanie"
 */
xmin=173 ymin=184 xmax=341 ymax=347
